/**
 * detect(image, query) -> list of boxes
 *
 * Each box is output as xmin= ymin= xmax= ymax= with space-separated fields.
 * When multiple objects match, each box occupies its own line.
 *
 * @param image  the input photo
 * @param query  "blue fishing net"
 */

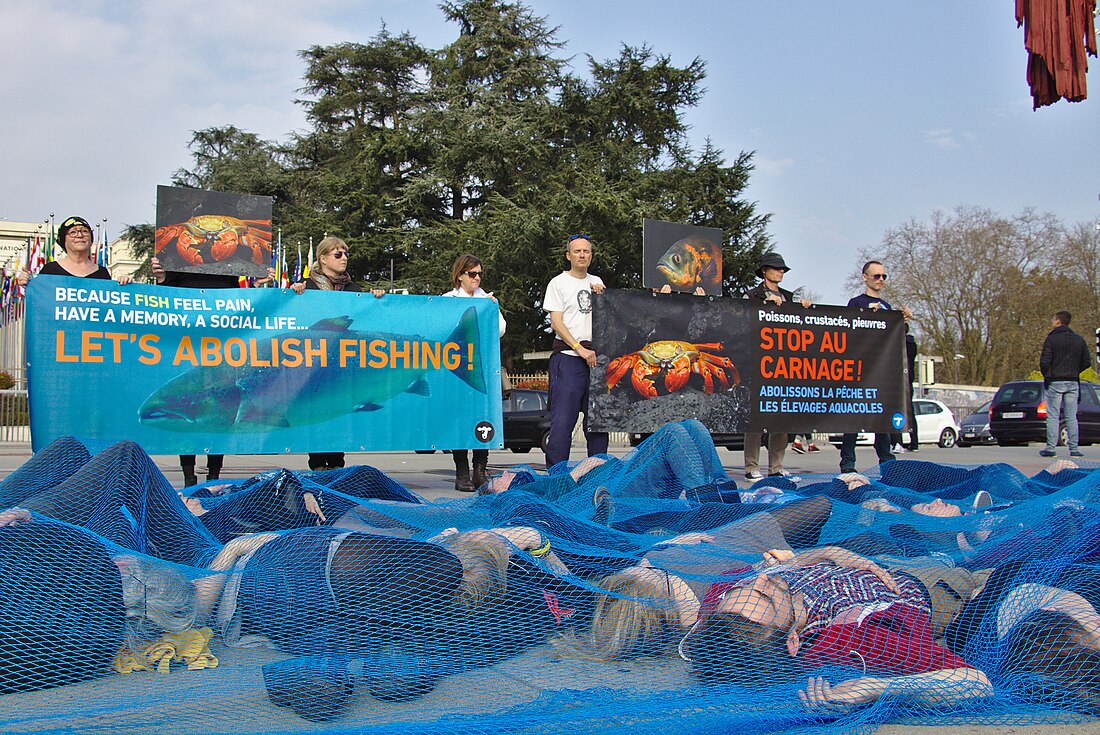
xmin=2 ymin=420 xmax=1100 ymax=735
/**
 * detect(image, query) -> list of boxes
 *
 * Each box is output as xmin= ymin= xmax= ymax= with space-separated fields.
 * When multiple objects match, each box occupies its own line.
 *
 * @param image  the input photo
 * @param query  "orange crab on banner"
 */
xmin=589 ymin=289 xmax=909 ymax=435
xmin=155 ymin=185 xmax=273 ymax=279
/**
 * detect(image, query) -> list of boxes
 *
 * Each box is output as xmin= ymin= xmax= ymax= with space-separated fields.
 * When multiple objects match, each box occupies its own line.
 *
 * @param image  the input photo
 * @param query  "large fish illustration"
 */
xmin=139 ymin=307 xmax=485 ymax=433
xmin=656 ymin=236 xmax=722 ymax=292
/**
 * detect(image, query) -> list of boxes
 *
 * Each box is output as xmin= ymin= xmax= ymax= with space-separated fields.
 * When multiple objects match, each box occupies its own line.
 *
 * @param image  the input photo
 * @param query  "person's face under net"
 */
xmin=911 ymin=498 xmax=963 ymax=517
xmin=716 ymin=573 xmax=794 ymax=629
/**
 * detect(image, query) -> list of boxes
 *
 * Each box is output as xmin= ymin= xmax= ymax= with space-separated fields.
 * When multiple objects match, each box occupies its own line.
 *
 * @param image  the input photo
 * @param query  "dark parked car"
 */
xmin=957 ymin=400 xmax=995 ymax=447
xmin=503 ymin=388 xmax=551 ymax=453
xmin=989 ymin=380 xmax=1100 ymax=447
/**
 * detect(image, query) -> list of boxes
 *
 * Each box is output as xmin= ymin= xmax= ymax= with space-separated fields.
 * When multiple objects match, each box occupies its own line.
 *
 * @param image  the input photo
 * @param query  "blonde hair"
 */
xmin=310 ymin=236 xmax=348 ymax=276
xmin=436 ymin=530 xmax=510 ymax=612
xmin=116 ymin=554 xmax=196 ymax=648
xmin=579 ymin=569 xmax=678 ymax=660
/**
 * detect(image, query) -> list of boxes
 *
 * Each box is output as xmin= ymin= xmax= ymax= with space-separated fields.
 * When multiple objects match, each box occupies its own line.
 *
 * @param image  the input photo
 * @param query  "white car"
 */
xmin=829 ymin=399 xmax=960 ymax=448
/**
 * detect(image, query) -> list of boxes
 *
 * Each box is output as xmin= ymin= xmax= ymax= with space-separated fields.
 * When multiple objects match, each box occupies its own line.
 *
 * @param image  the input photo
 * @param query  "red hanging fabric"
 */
xmin=1016 ymin=0 xmax=1097 ymax=108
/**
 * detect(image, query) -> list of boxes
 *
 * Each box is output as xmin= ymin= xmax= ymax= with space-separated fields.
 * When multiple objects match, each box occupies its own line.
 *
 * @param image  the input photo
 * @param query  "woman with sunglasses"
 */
xmin=292 ymin=236 xmax=359 ymax=295
xmin=442 ymin=254 xmax=507 ymax=491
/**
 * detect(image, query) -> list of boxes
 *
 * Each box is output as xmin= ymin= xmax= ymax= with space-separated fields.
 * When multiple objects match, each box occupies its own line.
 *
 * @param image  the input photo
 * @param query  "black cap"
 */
xmin=57 ymin=216 xmax=93 ymax=250
xmin=756 ymin=252 xmax=790 ymax=277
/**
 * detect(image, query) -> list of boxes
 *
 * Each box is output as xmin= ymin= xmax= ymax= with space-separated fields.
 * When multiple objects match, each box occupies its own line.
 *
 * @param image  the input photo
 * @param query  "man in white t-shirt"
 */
xmin=542 ymin=234 xmax=609 ymax=467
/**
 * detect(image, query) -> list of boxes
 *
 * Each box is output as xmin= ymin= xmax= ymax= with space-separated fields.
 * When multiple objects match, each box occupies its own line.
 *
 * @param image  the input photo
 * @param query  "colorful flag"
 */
xmin=96 ymin=220 xmax=109 ymax=269
xmin=303 ymin=237 xmax=313 ymax=279
xmin=281 ymin=244 xmax=290 ymax=289
xmin=46 ymin=217 xmax=56 ymax=264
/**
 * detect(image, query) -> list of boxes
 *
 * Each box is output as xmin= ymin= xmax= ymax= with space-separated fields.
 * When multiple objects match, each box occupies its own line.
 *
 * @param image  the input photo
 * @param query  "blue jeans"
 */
xmin=839 ymin=432 xmax=895 ymax=473
xmin=1045 ymin=380 xmax=1081 ymax=452
xmin=546 ymin=352 xmax=608 ymax=468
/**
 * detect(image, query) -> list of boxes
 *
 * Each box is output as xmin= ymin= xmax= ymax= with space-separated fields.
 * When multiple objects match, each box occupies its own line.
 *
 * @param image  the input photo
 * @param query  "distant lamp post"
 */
xmin=952 ymin=354 xmax=966 ymax=384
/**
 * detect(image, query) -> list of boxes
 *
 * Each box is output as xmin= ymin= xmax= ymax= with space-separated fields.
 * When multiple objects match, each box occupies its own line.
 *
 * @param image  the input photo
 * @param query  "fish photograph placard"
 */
xmin=589 ymin=289 xmax=908 ymax=434
xmin=641 ymin=218 xmax=723 ymax=296
xmin=25 ymin=277 xmax=504 ymax=454
xmin=155 ymin=185 xmax=274 ymax=278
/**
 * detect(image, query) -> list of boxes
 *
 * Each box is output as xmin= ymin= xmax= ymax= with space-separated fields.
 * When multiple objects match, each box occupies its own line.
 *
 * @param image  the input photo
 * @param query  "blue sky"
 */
xmin=1 ymin=0 xmax=1095 ymax=303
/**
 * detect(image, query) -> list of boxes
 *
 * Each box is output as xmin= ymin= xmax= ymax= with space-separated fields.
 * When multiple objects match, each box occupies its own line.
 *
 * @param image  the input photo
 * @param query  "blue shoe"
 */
xmin=1071 ymin=451 xmax=1085 ymax=458
xmin=1039 ymin=449 xmax=1057 ymax=458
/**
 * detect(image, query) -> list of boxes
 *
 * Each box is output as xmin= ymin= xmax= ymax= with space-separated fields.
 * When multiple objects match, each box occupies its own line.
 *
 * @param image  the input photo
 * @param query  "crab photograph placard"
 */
xmin=642 ymin=218 xmax=723 ymax=296
xmin=589 ymin=289 xmax=909 ymax=434
xmin=155 ymin=185 xmax=273 ymax=278
xmin=589 ymin=289 xmax=751 ymax=434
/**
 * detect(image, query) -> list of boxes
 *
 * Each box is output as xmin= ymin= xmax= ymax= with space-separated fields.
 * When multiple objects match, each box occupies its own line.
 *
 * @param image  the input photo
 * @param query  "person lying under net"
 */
xmin=942 ymin=529 xmax=1100 ymax=718
xmin=0 ymin=438 xmax=423 ymax=561
xmin=674 ymin=544 xmax=992 ymax=712
xmin=479 ymin=419 xmax=733 ymax=502
xmin=0 ymin=506 xmax=585 ymax=709
xmin=799 ymin=459 xmax=1096 ymax=509
xmin=546 ymin=496 xmax=834 ymax=660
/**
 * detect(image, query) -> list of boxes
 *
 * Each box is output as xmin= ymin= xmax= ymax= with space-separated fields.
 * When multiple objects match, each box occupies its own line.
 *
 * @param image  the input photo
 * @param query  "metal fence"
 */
xmin=0 ymin=311 xmax=28 ymax=442
xmin=0 ymin=390 xmax=29 ymax=442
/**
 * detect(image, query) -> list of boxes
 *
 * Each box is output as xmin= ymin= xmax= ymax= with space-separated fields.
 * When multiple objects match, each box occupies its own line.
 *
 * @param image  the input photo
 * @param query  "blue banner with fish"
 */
xmin=25 ymin=276 xmax=504 ymax=454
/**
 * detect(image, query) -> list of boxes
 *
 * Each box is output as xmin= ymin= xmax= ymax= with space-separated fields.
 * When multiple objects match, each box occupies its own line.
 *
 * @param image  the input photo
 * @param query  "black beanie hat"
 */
xmin=58 ymin=216 xmax=94 ymax=250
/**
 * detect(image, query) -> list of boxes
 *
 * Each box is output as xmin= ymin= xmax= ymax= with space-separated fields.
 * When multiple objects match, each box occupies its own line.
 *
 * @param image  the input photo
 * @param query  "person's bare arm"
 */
xmin=1000 ymin=583 xmax=1100 ymax=649
xmin=193 ymin=532 xmax=278 ymax=622
xmin=791 ymin=546 xmax=899 ymax=591
xmin=799 ymin=668 xmax=991 ymax=712
xmin=549 ymin=310 xmax=597 ymax=367
xmin=490 ymin=526 xmax=570 ymax=575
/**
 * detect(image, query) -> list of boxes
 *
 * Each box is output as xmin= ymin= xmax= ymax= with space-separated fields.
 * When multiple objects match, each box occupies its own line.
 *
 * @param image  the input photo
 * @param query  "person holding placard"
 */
xmin=543 ymin=235 xmax=608 ymax=469
xmin=742 ymin=253 xmax=810 ymax=482
xmin=442 ymin=254 xmax=507 ymax=491
xmin=17 ymin=216 xmax=131 ymax=285
xmin=838 ymin=260 xmax=912 ymax=473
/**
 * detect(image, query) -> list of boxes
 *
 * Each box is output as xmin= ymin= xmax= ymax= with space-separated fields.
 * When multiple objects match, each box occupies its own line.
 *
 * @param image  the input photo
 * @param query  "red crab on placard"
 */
xmin=606 ymin=340 xmax=739 ymax=398
xmin=155 ymin=215 xmax=272 ymax=266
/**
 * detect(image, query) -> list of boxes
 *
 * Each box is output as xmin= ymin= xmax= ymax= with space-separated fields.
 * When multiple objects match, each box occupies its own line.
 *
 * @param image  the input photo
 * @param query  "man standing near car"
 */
xmin=543 ymin=234 xmax=608 ymax=468
xmin=1039 ymin=310 xmax=1091 ymax=458
xmin=839 ymin=260 xmax=912 ymax=473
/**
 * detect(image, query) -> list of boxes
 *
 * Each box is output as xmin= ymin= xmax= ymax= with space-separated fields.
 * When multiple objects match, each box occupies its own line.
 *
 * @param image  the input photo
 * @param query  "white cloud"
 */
xmin=923 ymin=128 xmax=960 ymax=150
xmin=755 ymin=156 xmax=795 ymax=177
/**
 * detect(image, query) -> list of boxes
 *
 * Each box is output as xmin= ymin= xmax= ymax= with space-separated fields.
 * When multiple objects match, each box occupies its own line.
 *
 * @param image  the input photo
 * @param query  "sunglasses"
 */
xmin=465 ymin=270 xmax=484 ymax=278
xmin=567 ymin=233 xmax=591 ymax=243
xmin=328 ymin=251 xmax=348 ymax=259
xmin=867 ymin=273 xmax=887 ymax=281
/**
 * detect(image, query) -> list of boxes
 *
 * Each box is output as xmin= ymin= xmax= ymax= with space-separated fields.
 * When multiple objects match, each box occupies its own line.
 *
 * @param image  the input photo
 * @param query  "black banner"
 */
xmin=589 ymin=290 xmax=908 ymax=434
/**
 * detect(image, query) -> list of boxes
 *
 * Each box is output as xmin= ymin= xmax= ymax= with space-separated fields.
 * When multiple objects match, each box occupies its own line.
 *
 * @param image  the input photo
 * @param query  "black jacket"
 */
xmin=743 ymin=282 xmax=794 ymax=303
xmin=1040 ymin=325 xmax=1091 ymax=384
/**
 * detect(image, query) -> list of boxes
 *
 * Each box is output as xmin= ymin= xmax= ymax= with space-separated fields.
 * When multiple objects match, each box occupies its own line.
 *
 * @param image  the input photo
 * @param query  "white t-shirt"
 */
xmin=441 ymin=286 xmax=507 ymax=337
xmin=543 ymin=271 xmax=604 ymax=357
